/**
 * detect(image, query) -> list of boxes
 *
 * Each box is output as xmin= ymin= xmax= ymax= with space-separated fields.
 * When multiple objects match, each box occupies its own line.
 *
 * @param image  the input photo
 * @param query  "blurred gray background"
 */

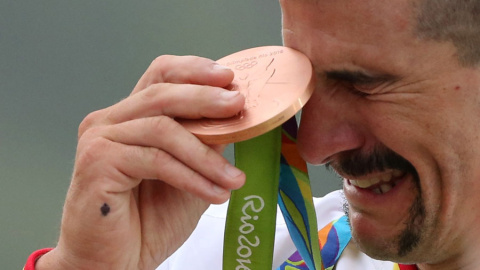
xmin=1 ymin=1 xmax=341 ymax=268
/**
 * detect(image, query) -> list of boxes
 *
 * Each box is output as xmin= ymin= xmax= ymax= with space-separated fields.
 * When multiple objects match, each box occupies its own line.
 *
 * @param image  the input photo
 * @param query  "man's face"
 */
xmin=281 ymin=0 xmax=480 ymax=265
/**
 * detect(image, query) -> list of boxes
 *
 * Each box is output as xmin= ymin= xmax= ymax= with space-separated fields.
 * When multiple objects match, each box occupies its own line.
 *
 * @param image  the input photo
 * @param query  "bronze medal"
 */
xmin=180 ymin=46 xmax=314 ymax=144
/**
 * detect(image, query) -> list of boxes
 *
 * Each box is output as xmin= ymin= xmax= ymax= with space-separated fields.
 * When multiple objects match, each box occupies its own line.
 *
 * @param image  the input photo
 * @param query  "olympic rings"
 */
xmin=235 ymin=61 xmax=258 ymax=70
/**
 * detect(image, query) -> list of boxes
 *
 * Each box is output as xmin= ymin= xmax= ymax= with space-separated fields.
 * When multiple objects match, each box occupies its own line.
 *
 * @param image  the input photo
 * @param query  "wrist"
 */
xmin=33 ymin=248 xmax=71 ymax=270
xmin=33 ymin=246 xmax=126 ymax=270
xmin=24 ymin=248 xmax=53 ymax=270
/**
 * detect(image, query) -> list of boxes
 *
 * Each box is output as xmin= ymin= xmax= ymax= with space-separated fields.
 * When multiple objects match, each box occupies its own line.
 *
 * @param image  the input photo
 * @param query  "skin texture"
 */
xmin=36 ymin=56 xmax=246 ymax=270
xmin=280 ymin=0 xmax=480 ymax=269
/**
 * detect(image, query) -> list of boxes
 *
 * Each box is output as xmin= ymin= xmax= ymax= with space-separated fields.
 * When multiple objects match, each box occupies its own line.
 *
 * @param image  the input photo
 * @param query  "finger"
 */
xmin=96 ymin=116 xmax=245 ymax=192
xmin=132 ymin=55 xmax=234 ymax=95
xmin=129 ymin=146 xmax=234 ymax=204
xmin=78 ymin=55 xmax=239 ymax=137
xmin=103 ymin=83 xmax=245 ymax=126
xmin=112 ymin=141 xmax=235 ymax=204
xmin=74 ymin=135 xmax=236 ymax=204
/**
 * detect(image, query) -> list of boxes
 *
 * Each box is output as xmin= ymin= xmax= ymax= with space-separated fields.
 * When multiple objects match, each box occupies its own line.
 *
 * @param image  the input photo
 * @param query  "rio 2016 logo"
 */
xmin=235 ymin=195 xmax=265 ymax=270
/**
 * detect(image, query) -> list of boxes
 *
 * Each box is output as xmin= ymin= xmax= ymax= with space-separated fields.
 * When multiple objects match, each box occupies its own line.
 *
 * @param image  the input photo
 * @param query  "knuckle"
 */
xmin=140 ymin=83 xmax=169 ymax=104
xmin=149 ymin=55 xmax=213 ymax=84
xmin=152 ymin=149 xmax=175 ymax=179
xmin=153 ymin=149 xmax=175 ymax=170
xmin=78 ymin=124 xmax=103 ymax=145
xmin=195 ymin=143 xmax=214 ymax=160
xmin=152 ymin=147 xmax=169 ymax=165
xmin=75 ymin=136 xmax=111 ymax=175
xmin=150 ymin=148 xmax=198 ymax=192
xmin=151 ymin=55 xmax=175 ymax=66
xmin=78 ymin=109 xmax=105 ymax=138
xmin=150 ymin=115 xmax=181 ymax=136
xmin=149 ymin=55 xmax=176 ymax=80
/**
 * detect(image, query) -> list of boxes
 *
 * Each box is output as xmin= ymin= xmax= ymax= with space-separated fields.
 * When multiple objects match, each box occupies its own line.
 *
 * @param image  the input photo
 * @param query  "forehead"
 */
xmin=279 ymin=0 xmax=429 ymax=75
xmin=280 ymin=0 xmax=415 ymax=45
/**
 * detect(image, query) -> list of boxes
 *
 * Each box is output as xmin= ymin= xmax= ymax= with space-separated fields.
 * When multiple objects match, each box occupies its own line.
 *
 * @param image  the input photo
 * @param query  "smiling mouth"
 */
xmin=346 ymin=169 xmax=406 ymax=194
xmin=325 ymin=145 xmax=418 ymax=197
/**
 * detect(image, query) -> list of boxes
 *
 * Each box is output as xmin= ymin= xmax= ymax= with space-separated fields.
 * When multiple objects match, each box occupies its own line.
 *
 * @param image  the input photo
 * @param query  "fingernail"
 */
xmin=221 ymin=90 xmax=240 ymax=100
xmin=213 ymin=64 xmax=231 ymax=71
xmin=224 ymin=164 xmax=243 ymax=178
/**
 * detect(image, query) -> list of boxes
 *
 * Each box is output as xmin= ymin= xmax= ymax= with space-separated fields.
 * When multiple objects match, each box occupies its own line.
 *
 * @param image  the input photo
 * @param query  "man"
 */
xmin=28 ymin=0 xmax=480 ymax=269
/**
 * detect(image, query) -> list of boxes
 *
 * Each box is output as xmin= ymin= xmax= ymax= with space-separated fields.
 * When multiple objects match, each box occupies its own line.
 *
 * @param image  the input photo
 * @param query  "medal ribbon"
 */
xmin=277 ymin=216 xmax=350 ymax=270
xmin=277 ymin=118 xmax=323 ymax=269
xmin=224 ymin=117 xmax=328 ymax=270
xmin=223 ymin=126 xmax=282 ymax=270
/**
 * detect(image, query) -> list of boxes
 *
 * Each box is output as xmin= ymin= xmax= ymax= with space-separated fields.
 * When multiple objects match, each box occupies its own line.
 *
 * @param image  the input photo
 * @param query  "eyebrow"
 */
xmin=324 ymin=70 xmax=396 ymax=85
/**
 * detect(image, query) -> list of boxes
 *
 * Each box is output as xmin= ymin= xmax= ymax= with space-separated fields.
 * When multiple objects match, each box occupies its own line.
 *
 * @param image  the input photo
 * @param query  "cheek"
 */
xmin=359 ymin=96 xmax=446 ymax=162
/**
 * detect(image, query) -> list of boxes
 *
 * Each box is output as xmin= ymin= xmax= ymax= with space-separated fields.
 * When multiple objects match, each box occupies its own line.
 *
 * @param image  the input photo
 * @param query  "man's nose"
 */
xmin=297 ymin=89 xmax=366 ymax=165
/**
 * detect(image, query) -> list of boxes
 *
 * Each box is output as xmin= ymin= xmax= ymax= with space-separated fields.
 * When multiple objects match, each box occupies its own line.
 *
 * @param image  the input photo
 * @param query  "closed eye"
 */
xmin=325 ymin=69 xmax=396 ymax=96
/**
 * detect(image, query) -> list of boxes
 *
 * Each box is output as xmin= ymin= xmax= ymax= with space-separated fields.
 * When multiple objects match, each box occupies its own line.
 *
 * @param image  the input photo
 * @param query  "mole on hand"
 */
xmin=101 ymin=203 xmax=110 ymax=217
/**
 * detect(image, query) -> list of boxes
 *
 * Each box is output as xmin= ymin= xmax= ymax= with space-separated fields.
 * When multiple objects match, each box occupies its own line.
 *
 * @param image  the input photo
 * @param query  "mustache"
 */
xmin=326 ymin=146 xmax=418 ymax=178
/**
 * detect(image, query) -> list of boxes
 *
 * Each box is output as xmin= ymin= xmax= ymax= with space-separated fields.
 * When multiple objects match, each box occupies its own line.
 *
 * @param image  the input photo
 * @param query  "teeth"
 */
xmin=348 ymin=169 xmax=403 ymax=193
xmin=349 ymin=177 xmax=383 ymax=189
xmin=367 ymin=183 xmax=393 ymax=195
xmin=380 ymin=183 xmax=392 ymax=193
xmin=350 ymin=178 xmax=381 ymax=188
xmin=379 ymin=174 xmax=391 ymax=182
xmin=392 ymin=170 xmax=403 ymax=178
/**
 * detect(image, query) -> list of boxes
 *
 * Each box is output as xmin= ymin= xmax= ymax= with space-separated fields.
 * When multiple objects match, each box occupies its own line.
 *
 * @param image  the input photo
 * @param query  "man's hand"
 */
xmin=37 ymin=55 xmax=246 ymax=270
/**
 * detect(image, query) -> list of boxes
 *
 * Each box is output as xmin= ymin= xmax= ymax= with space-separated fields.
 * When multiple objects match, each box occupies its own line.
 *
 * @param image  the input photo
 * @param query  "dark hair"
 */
xmin=415 ymin=0 xmax=480 ymax=67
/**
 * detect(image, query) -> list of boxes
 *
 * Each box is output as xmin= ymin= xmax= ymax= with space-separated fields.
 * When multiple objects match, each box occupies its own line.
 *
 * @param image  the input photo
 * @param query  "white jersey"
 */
xmin=157 ymin=190 xmax=394 ymax=270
